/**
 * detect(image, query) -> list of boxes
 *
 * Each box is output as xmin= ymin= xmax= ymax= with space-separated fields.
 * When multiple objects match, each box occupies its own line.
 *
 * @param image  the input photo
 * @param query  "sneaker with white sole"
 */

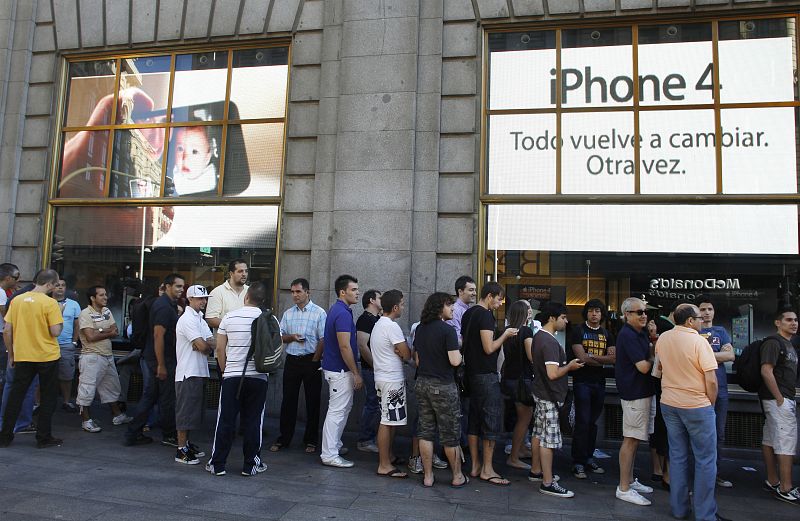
xmin=528 ymin=471 xmax=560 ymax=483
xmin=82 ymin=419 xmax=102 ymax=433
xmin=112 ymin=413 xmax=132 ymax=425
xmin=321 ymin=455 xmax=354 ymax=468
xmin=573 ymin=464 xmax=587 ymax=479
xmin=205 ymin=461 xmax=226 ymax=476
xmin=187 ymin=442 xmax=205 ymax=458
xmin=616 ymin=486 xmax=652 ymax=506
xmin=504 ymin=443 xmax=512 ymax=455
xmin=432 ymin=454 xmax=449 ymax=469
xmin=630 ymin=478 xmax=654 ymax=494
xmin=539 ymin=481 xmax=574 ymax=498
xmin=775 ymin=487 xmax=799 ymax=504
xmin=407 ymin=456 xmax=423 ymax=474
xmin=356 ymin=440 xmax=379 ymax=453
xmin=242 ymin=462 xmax=268 ymax=476
xmin=587 ymin=460 xmax=605 ymax=474
xmin=715 ymin=476 xmax=733 ymax=488
xmin=763 ymin=480 xmax=780 ymax=493
xmin=175 ymin=447 xmax=200 ymax=465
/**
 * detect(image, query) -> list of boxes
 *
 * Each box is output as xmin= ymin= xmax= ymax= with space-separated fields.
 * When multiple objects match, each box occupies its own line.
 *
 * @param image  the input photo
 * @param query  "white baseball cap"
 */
xmin=186 ymin=285 xmax=209 ymax=298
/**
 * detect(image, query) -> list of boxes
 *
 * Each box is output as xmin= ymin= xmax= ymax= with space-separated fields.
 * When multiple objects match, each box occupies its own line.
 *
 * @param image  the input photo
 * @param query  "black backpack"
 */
xmin=237 ymin=308 xmax=284 ymax=399
xmin=733 ymin=335 xmax=784 ymax=392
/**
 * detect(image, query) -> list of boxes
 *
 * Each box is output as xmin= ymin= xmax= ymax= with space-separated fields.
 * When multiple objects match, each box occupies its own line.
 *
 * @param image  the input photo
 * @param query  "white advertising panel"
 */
xmin=487 ymin=204 xmax=798 ymax=255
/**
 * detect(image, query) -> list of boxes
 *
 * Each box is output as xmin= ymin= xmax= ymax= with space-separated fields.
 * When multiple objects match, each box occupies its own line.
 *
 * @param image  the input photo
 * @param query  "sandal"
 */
xmin=451 ymin=475 xmax=470 ymax=489
xmin=305 ymin=444 xmax=317 ymax=454
xmin=481 ymin=475 xmax=510 ymax=487
xmin=269 ymin=442 xmax=284 ymax=453
xmin=377 ymin=467 xmax=408 ymax=479
xmin=390 ymin=456 xmax=407 ymax=466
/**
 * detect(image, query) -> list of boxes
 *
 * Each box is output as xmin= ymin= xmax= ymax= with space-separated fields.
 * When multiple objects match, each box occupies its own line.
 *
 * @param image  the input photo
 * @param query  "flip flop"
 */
xmin=422 ymin=478 xmax=435 ymax=488
xmin=269 ymin=442 xmax=284 ymax=453
xmin=481 ymin=475 xmax=510 ymax=487
xmin=377 ymin=467 xmax=408 ymax=479
xmin=451 ymin=475 xmax=470 ymax=489
xmin=305 ymin=444 xmax=317 ymax=454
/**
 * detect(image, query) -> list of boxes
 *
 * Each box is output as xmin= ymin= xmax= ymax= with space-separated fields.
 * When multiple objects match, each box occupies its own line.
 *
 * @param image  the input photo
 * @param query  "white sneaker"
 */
xmin=432 ymin=454 xmax=448 ymax=469
xmin=356 ymin=440 xmax=379 ymax=453
xmin=321 ymin=456 xmax=354 ymax=468
xmin=82 ymin=419 xmax=102 ymax=433
xmin=616 ymin=486 xmax=651 ymax=506
xmin=112 ymin=413 xmax=132 ymax=425
xmin=407 ymin=456 xmax=423 ymax=474
xmin=630 ymin=478 xmax=654 ymax=494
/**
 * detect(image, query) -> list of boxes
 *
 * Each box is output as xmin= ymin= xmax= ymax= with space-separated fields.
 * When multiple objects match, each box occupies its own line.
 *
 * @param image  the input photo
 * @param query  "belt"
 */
xmin=287 ymin=353 xmax=315 ymax=358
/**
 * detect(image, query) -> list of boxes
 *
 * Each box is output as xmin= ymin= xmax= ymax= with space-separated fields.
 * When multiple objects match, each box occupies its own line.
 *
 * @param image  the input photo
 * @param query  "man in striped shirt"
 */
xmin=206 ymin=283 xmax=269 ymax=477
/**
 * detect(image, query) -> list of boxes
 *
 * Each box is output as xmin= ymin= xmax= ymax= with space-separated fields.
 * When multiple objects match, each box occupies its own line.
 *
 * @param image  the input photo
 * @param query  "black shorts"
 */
xmin=467 ymin=373 xmax=503 ymax=441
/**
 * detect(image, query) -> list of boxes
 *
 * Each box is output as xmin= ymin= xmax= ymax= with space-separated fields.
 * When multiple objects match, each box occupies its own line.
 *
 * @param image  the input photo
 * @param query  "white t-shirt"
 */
xmin=175 ymin=306 xmax=213 ymax=381
xmin=0 ymin=290 xmax=7 ymax=333
xmin=370 ymin=316 xmax=407 ymax=383
xmin=217 ymin=305 xmax=267 ymax=380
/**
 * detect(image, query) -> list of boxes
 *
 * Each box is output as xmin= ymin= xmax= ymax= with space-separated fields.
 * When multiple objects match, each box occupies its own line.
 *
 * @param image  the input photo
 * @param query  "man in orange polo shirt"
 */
xmin=0 ymin=269 xmax=64 ymax=449
xmin=656 ymin=303 xmax=730 ymax=521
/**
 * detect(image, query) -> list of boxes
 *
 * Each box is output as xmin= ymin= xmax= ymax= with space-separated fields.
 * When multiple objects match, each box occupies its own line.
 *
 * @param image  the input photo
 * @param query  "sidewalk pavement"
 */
xmin=0 ymin=406 xmax=797 ymax=521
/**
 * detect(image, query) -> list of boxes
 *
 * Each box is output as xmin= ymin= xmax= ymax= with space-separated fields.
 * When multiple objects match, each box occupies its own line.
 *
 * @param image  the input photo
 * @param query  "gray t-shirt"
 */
xmin=531 ymin=330 xmax=568 ymax=403
xmin=759 ymin=336 xmax=798 ymax=400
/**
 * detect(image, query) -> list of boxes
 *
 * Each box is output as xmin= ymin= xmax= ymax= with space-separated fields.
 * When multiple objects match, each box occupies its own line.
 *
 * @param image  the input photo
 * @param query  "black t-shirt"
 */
xmin=568 ymin=323 xmax=614 ymax=384
xmin=462 ymin=305 xmax=498 ymax=376
xmin=502 ymin=325 xmax=534 ymax=380
xmin=144 ymin=294 xmax=179 ymax=367
xmin=758 ymin=336 xmax=798 ymax=400
xmin=415 ymin=319 xmax=460 ymax=383
xmin=531 ymin=330 xmax=569 ymax=403
xmin=356 ymin=311 xmax=379 ymax=370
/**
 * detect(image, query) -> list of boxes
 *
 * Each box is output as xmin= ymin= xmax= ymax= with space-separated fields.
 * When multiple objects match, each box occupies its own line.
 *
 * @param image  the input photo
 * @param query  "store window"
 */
xmin=484 ymin=17 xmax=800 ymax=352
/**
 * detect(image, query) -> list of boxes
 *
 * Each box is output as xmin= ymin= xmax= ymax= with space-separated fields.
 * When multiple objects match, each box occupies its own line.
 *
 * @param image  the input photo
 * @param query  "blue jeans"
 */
xmin=571 ymin=381 xmax=605 ymax=465
xmin=0 ymin=365 xmax=37 ymax=432
xmin=714 ymin=395 xmax=728 ymax=469
xmin=358 ymin=368 xmax=379 ymax=443
xmin=662 ymin=403 xmax=718 ymax=521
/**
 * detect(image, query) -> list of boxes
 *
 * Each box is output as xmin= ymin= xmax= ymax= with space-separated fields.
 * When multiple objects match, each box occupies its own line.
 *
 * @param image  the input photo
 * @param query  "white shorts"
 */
xmin=621 ymin=396 xmax=656 ymax=442
xmin=376 ymin=380 xmax=408 ymax=426
xmin=76 ymin=354 xmax=122 ymax=406
xmin=762 ymin=399 xmax=798 ymax=456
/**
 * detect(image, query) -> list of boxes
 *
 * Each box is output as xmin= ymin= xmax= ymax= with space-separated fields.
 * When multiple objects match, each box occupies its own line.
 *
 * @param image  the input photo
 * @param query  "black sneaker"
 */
xmin=587 ymin=461 xmax=605 ymax=474
xmin=161 ymin=436 xmax=179 ymax=448
xmin=763 ymin=480 xmax=780 ymax=493
xmin=175 ymin=447 xmax=200 ymax=465
xmin=775 ymin=487 xmax=799 ymax=504
xmin=573 ymin=464 xmax=587 ymax=479
xmin=36 ymin=436 xmax=63 ymax=449
xmin=124 ymin=433 xmax=153 ymax=446
xmin=61 ymin=402 xmax=78 ymax=413
xmin=187 ymin=442 xmax=205 ymax=458
xmin=539 ymin=481 xmax=575 ymax=498
xmin=528 ymin=471 xmax=560 ymax=483
xmin=205 ymin=461 xmax=226 ymax=476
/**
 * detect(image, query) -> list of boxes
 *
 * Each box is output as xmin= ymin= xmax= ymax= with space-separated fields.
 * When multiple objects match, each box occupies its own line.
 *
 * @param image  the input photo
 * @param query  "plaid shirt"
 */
xmin=280 ymin=300 xmax=326 ymax=356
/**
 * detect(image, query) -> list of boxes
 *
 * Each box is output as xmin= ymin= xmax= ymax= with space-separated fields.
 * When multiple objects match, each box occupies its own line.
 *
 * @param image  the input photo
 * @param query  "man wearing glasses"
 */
xmin=656 ymin=304 xmax=730 ymax=521
xmin=615 ymin=297 xmax=656 ymax=506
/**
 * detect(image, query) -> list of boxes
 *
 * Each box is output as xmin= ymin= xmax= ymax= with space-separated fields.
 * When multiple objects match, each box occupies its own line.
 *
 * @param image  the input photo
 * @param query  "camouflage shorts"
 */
xmin=415 ymin=377 xmax=461 ymax=447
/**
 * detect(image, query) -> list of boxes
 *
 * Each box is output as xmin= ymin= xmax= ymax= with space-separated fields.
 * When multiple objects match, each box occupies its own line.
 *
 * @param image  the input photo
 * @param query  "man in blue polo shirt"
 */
xmin=615 ymin=297 xmax=656 ymax=507
xmin=320 ymin=274 xmax=362 ymax=468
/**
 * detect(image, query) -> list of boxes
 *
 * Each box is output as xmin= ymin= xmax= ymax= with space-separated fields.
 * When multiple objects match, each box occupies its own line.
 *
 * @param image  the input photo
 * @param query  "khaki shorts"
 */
xmin=376 ymin=380 xmax=408 ymax=426
xmin=762 ymin=399 xmax=798 ymax=456
xmin=621 ymin=396 xmax=656 ymax=441
xmin=76 ymin=353 xmax=122 ymax=406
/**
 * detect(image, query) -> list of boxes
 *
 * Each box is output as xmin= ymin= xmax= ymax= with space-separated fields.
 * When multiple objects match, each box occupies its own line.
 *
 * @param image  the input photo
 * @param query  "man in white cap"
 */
xmin=174 ymin=284 xmax=214 ymax=464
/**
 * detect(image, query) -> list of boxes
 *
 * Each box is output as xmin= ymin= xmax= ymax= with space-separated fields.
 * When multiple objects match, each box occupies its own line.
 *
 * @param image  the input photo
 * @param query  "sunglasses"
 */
xmin=626 ymin=309 xmax=647 ymax=316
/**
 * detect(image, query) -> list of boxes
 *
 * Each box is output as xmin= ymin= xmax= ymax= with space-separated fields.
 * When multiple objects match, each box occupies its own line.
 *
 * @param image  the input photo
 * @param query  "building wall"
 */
xmin=1 ymin=0 xmax=800 ymax=324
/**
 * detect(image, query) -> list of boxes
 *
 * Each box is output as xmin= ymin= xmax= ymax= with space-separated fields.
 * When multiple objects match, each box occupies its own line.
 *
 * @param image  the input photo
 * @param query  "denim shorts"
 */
xmin=467 ymin=373 xmax=504 ymax=441
xmin=415 ymin=377 xmax=461 ymax=447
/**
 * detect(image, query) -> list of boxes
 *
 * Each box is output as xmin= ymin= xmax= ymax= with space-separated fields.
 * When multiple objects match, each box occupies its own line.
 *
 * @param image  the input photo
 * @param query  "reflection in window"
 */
xmin=109 ymin=128 xmax=167 ymax=198
xmin=165 ymin=125 xmax=222 ymax=197
xmin=58 ymin=130 xmax=110 ymax=198
xmin=64 ymin=60 xmax=117 ymax=127
xmin=230 ymin=48 xmax=288 ymax=119
xmin=117 ymin=55 xmax=172 ymax=124
xmin=172 ymin=52 xmax=229 ymax=122
xmin=223 ymin=123 xmax=283 ymax=197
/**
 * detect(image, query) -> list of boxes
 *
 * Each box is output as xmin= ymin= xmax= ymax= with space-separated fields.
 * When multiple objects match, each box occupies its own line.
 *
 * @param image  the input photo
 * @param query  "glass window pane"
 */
xmin=722 ymin=107 xmax=797 ymax=194
xmin=718 ymin=18 xmax=797 ymax=103
xmin=230 ymin=48 xmax=288 ymax=120
xmin=488 ymin=31 xmax=557 ymax=110
xmin=488 ymin=114 xmax=556 ymax=194
xmin=109 ymin=128 xmax=167 ymax=198
xmin=223 ymin=123 xmax=283 ymax=197
xmin=58 ymin=130 xmax=110 ymax=198
xmin=561 ymin=27 xmax=633 ymax=108
xmin=63 ymin=60 xmax=117 ymax=127
xmin=639 ymin=110 xmax=716 ymax=194
xmin=637 ymin=23 xmax=713 ymax=107
xmin=171 ymin=52 xmax=229 ymax=123
xmin=165 ymin=125 xmax=222 ymax=197
xmin=561 ymin=112 xmax=635 ymax=194
xmin=117 ymin=56 xmax=172 ymax=124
